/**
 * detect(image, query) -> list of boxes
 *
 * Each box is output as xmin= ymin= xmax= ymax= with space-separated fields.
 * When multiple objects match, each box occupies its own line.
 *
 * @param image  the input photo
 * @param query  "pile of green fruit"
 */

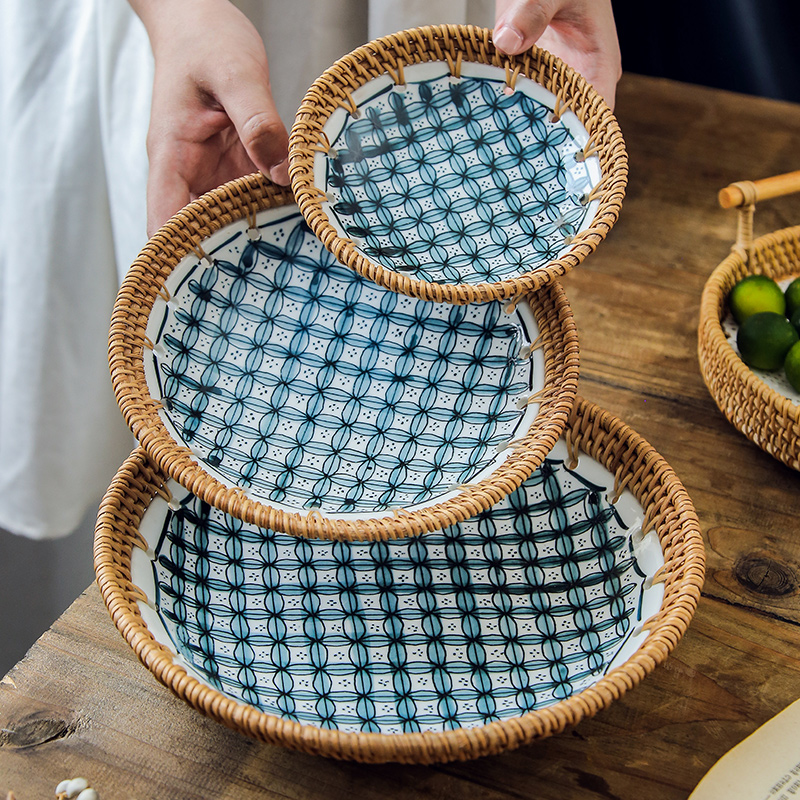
xmin=729 ymin=274 xmax=800 ymax=391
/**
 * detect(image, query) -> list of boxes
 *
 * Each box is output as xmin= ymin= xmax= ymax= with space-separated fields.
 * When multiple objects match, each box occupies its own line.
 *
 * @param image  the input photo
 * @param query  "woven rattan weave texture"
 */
xmin=110 ymin=173 xmax=579 ymax=541
xmin=699 ymin=225 xmax=800 ymax=470
xmin=94 ymin=398 xmax=705 ymax=764
xmin=289 ymin=25 xmax=627 ymax=304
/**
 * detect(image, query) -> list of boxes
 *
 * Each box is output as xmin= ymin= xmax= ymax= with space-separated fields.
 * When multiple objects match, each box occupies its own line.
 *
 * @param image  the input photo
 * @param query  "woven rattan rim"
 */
xmin=109 ymin=172 xmax=579 ymax=541
xmin=94 ymin=396 xmax=705 ymax=764
xmin=698 ymin=225 xmax=800 ymax=470
xmin=288 ymin=24 xmax=628 ymax=305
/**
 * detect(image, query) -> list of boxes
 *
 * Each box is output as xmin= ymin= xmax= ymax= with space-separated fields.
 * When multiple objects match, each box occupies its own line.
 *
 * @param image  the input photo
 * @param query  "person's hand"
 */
xmin=131 ymin=0 xmax=290 ymax=236
xmin=493 ymin=0 xmax=621 ymax=109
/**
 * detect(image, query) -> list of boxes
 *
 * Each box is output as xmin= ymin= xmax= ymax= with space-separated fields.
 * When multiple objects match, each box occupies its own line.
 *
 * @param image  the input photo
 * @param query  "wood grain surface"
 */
xmin=3 ymin=73 xmax=800 ymax=799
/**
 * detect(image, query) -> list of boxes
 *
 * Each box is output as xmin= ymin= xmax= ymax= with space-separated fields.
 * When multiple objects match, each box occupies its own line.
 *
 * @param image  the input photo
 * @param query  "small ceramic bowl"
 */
xmin=289 ymin=25 xmax=627 ymax=305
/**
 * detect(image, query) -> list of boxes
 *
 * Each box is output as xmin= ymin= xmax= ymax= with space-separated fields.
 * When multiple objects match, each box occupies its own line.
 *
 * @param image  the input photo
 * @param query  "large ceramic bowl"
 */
xmin=289 ymin=25 xmax=627 ymax=305
xmin=110 ymin=175 xmax=579 ymax=541
xmin=95 ymin=398 xmax=705 ymax=764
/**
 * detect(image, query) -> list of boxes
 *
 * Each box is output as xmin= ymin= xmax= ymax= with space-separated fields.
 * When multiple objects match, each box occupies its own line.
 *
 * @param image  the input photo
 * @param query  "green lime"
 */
xmin=785 ymin=340 xmax=800 ymax=392
xmin=786 ymin=277 xmax=800 ymax=319
xmin=790 ymin=307 xmax=800 ymax=334
xmin=729 ymin=275 xmax=786 ymax=323
xmin=737 ymin=312 xmax=799 ymax=370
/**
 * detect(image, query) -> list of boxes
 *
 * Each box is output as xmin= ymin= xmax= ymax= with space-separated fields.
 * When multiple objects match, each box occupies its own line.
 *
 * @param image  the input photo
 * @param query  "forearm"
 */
xmin=128 ymin=0 xmax=244 ymax=56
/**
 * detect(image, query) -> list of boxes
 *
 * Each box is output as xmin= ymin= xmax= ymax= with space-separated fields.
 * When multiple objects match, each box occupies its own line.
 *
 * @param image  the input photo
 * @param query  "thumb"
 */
xmin=493 ymin=0 xmax=551 ymax=54
xmin=223 ymin=79 xmax=290 ymax=185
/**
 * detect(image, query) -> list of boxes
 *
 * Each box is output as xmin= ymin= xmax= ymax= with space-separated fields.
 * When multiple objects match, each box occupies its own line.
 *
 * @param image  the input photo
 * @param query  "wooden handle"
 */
xmin=718 ymin=170 xmax=800 ymax=208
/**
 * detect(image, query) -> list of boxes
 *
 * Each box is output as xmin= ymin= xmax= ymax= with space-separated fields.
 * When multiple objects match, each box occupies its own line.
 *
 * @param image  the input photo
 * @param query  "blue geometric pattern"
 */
xmin=147 ymin=441 xmax=653 ymax=734
xmin=322 ymin=67 xmax=597 ymax=284
xmin=146 ymin=207 xmax=538 ymax=514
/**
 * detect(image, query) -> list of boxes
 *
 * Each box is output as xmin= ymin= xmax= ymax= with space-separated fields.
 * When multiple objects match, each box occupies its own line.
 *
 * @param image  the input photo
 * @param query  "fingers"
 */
xmin=146 ymin=161 xmax=190 ymax=238
xmin=581 ymin=53 xmax=621 ymax=111
xmin=494 ymin=0 xmax=554 ymax=54
xmin=143 ymin=86 xmax=289 ymax=236
xmin=493 ymin=0 xmax=621 ymax=108
xmin=135 ymin=0 xmax=292 ymax=236
xmin=221 ymin=80 xmax=290 ymax=185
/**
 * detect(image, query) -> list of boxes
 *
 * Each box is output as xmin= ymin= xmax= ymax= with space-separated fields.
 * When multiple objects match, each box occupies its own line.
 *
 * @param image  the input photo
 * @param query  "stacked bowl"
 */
xmin=95 ymin=26 xmax=704 ymax=763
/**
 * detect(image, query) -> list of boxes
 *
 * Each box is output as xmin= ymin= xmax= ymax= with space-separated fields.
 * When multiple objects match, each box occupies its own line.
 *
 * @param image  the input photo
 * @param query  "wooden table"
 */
xmin=3 ymin=73 xmax=800 ymax=799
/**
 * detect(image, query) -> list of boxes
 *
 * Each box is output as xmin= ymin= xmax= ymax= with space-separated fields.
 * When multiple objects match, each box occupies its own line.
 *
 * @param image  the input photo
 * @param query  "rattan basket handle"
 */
xmin=718 ymin=170 xmax=800 ymax=260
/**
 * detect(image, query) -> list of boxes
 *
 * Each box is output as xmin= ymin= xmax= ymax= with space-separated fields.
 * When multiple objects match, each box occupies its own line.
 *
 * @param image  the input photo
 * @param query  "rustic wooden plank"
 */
xmin=2 ymin=587 xmax=800 ymax=799
xmin=561 ymin=75 xmax=800 ymax=629
xmin=4 ymin=73 xmax=800 ymax=798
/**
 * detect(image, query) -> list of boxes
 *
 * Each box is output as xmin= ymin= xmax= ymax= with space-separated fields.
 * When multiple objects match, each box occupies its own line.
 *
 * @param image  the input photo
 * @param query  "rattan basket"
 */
xmin=698 ymin=171 xmax=800 ymax=470
xmin=289 ymin=24 xmax=627 ymax=305
xmin=109 ymin=172 xmax=580 ymax=542
xmin=94 ymin=397 xmax=704 ymax=764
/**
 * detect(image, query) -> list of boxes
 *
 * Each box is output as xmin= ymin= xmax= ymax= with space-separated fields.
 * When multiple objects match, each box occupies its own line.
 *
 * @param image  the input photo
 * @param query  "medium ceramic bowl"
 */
xmin=110 ymin=175 xmax=579 ymax=541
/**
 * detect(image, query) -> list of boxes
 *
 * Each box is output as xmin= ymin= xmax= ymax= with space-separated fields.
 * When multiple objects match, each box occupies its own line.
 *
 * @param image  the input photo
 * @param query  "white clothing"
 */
xmin=0 ymin=0 xmax=149 ymax=539
xmin=0 ymin=0 xmax=491 ymax=539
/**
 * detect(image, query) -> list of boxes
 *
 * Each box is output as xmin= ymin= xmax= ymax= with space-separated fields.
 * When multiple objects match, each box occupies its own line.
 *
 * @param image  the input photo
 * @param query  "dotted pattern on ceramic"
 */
xmin=145 ymin=439 xmax=659 ymax=735
xmin=146 ymin=207 xmax=541 ymax=516
xmin=110 ymin=174 xmax=580 ymax=541
xmin=95 ymin=398 xmax=705 ymax=763
xmin=321 ymin=66 xmax=598 ymax=285
xmin=289 ymin=25 xmax=628 ymax=305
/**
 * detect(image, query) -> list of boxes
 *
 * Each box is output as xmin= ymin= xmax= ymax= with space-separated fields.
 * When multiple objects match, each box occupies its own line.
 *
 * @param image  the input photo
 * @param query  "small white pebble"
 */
xmin=66 ymin=779 xmax=89 ymax=797
xmin=56 ymin=781 xmax=70 ymax=794
xmin=77 ymin=789 xmax=99 ymax=800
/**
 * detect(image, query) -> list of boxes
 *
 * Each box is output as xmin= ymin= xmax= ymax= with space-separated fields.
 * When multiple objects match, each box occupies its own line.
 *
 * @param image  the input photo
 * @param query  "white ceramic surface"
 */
xmin=131 ymin=438 xmax=665 ymax=735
